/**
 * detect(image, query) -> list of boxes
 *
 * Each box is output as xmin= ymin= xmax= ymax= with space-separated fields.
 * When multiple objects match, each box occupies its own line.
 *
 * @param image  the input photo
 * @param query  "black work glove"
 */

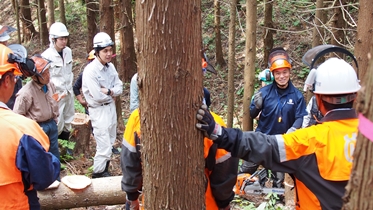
xmin=253 ymin=91 xmax=263 ymax=110
xmin=196 ymin=104 xmax=222 ymax=140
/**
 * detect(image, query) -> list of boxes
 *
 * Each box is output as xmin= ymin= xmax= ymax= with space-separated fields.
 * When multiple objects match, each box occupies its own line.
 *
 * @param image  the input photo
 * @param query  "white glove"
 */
xmin=286 ymin=127 xmax=296 ymax=134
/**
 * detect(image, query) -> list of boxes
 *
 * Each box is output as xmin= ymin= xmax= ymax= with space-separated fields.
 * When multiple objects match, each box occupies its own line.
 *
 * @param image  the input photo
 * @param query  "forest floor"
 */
xmin=0 ymin=1 xmax=328 ymax=209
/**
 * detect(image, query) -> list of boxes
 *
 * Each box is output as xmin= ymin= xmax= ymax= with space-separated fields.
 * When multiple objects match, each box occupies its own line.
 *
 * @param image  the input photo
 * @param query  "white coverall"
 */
xmin=42 ymin=44 xmax=75 ymax=134
xmin=82 ymin=58 xmax=123 ymax=173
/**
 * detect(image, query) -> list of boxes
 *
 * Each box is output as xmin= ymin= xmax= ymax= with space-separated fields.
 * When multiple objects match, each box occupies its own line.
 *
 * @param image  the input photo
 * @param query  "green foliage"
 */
xmin=231 ymin=195 xmax=256 ymax=210
xmin=297 ymin=67 xmax=310 ymax=79
xmin=59 ymin=139 xmax=75 ymax=162
xmin=74 ymin=98 xmax=85 ymax=113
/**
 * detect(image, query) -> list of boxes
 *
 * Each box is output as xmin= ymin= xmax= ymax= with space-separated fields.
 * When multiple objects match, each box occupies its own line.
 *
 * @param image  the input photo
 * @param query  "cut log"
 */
xmin=38 ymin=176 xmax=126 ymax=209
xmin=70 ymin=113 xmax=92 ymax=157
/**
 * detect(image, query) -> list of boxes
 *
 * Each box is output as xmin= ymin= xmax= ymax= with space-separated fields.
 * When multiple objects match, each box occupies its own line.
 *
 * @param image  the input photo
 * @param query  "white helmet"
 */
xmin=313 ymin=57 xmax=360 ymax=95
xmin=93 ymin=32 xmax=114 ymax=48
xmin=49 ymin=22 xmax=69 ymax=38
xmin=0 ymin=25 xmax=16 ymax=42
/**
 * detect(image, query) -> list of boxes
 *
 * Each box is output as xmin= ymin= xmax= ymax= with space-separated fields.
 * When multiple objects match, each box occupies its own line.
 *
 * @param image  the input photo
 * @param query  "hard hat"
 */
xmin=0 ymin=25 xmax=16 ymax=42
xmin=268 ymin=47 xmax=292 ymax=72
xmin=313 ymin=57 xmax=360 ymax=95
xmin=93 ymin=32 xmax=114 ymax=49
xmin=87 ymin=50 xmax=95 ymax=60
xmin=31 ymin=55 xmax=51 ymax=74
xmin=202 ymin=53 xmax=217 ymax=74
xmin=8 ymin=44 xmax=28 ymax=58
xmin=49 ymin=22 xmax=69 ymax=38
xmin=0 ymin=44 xmax=22 ymax=77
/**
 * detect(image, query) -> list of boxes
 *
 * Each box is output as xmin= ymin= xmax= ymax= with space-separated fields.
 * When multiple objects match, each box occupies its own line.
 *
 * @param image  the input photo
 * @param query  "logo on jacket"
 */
xmin=287 ymin=99 xmax=294 ymax=105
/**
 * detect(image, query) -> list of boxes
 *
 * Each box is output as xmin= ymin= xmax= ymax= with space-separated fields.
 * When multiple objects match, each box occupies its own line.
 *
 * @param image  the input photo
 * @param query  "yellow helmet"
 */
xmin=87 ymin=50 xmax=95 ymax=61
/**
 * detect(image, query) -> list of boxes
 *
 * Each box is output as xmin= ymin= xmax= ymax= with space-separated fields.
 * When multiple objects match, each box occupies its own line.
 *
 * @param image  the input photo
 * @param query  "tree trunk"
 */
xmin=11 ymin=0 xmax=22 ymax=43
xmin=330 ymin=0 xmax=346 ymax=58
xmin=59 ymin=0 xmax=67 ymax=26
xmin=242 ymin=0 xmax=256 ymax=132
xmin=118 ymin=0 xmax=137 ymax=82
xmin=227 ymin=0 xmax=238 ymax=128
xmin=341 ymin=33 xmax=373 ymax=210
xmin=46 ymin=0 xmax=55 ymax=28
xmin=38 ymin=0 xmax=49 ymax=47
xmin=70 ymin=113 xmax=92 ymax=157
xmin=38 ymin=176 xmax=126 ymax=209
xmin=353 ymin=0 xmax=373 ymax=79
xmin=136 ymin=0 xmax=204 ymax=209
xmin=284 ymin=173 xmax=295 ymax=207
xmin=214 ymin=0 xmax=226 ymax=67
xmin=85 ymin=0 xmax=99 ymax=52
xmin=20 ymin=0 xmax=37 ymax=42
xmin=262 ymin=0 xmax=273 ymax=68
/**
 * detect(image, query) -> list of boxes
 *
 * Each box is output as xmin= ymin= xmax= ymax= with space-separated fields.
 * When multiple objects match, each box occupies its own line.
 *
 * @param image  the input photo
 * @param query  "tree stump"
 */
xmin=70 ymin=113 xmax=92 ymax=157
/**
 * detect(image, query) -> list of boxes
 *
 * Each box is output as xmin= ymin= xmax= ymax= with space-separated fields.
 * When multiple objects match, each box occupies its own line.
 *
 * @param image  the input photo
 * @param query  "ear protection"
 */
xmin=265 ymin=70 xmax=271 ymax=81
xmin=7 ymin=53 xmax=41 ymax=78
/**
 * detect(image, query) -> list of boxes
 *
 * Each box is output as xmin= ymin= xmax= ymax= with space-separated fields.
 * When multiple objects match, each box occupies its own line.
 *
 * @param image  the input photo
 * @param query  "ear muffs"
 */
xmin=265 ymin=70 xmax=271 ymax=81
xmin=7 ymin=53 xmax=40 ymax=78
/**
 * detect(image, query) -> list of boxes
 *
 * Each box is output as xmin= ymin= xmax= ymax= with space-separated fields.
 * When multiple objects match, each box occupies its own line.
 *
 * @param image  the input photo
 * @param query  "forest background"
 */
xmin=1 ymin=0 xmax=373 ymax=209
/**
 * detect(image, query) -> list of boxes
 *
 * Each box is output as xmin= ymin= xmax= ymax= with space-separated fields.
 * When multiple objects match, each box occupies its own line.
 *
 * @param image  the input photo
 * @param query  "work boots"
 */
xmin=92 ymin=161 xmax=112 ymax=178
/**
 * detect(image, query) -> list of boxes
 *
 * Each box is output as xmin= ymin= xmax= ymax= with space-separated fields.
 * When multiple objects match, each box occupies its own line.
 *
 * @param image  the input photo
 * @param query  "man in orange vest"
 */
xmin=196 ymin=46 xmax=360 ymax=209
xmin=0 ymin=44 xmax=60 ymax=209
xmin=121 ymin=109 xmax=238 ymax=210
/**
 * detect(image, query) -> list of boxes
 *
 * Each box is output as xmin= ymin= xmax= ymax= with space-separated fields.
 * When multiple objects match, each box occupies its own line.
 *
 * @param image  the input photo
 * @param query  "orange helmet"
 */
xmin=31 ymin=55 xmax=51 ymax=74
xmin=268 ymin=47 xmax=291 ymax=72
xmin=87 ymin=49 xmax=95 ymax=61
xmin=0 ymin=44 xmax=22 ymax=77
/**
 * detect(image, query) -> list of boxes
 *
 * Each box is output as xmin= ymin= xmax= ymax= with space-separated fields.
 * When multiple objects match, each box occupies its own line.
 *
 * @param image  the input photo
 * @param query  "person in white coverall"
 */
xmin=82 ymin=32 xmax=123 ymax=178
xmin=42 ymin=22 xmax=75 ymax=141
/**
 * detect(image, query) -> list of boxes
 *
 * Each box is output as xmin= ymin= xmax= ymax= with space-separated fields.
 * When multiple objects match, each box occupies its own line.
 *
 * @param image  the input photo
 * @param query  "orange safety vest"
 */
xmin=123 ymin=109 xmax=230 ymax=210
xmin=0 ymin=108 xmax=51 ymax=209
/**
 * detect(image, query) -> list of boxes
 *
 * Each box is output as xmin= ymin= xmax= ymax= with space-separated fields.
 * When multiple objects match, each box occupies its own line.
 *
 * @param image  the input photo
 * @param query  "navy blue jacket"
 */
xmin=250 ymin=81 xmax=307 ymax=134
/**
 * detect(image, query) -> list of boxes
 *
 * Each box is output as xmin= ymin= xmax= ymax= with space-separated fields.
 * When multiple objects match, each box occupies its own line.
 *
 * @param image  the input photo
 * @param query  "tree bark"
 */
xmin=19 ymin=0 xmax=37 ymax=42
xmin=11 ymin=0 xmax=22 ymax=43
xmin=353 ymin=0 xmax=373 ymax=79
xmin=59 ymin=0 xmax=67 ymax=26
xmin=46 ymin=0 xmax=55 ymax=28
xmin=262 ymin=0 xmax=273 ymax=68
xmin=38 ymin=176 xmax=126 ymax=209
xmin=342 ymin=32 xmax=373 ymax=210
xmin=136 ymin=0 xmax=204 ymax=209
xmin=85 ymin=0 xmax=99 ymax=52
xmin=227 ymin=0 xmax=238 ymax=128
xmin=38 ymin=0 xmax=49 ymax=47
xmin=214 ymin=0 xmax=226 ymax=67
xmin=118 ymin=0 xmax=137 ymax=82
xmin=242 ymin=0 xmax=256 ymax=132
xmin=330 ymin=0 xmax=346 ymax=58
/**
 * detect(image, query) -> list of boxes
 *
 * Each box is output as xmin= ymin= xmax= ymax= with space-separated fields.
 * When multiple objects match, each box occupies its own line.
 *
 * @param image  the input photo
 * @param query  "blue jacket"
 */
xmin=250 ymin=81 xmax=307 ymax=134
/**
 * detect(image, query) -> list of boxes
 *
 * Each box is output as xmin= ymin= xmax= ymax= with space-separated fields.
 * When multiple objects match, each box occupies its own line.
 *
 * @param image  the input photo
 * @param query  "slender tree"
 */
xmin=19 ymin=0 xmax=37 ymax=42
xmin=342 ymin=32 xmax=373 ymax=210
xmin=262 ymin=0 xmax=273 ymax=68
xmin=47 ymin=0 xmax=55 ymax=27
xmin=11 ymin=0 xmax=21 ymax=43
xmin=59 ymin=0 xmax=67 ymax=26
xmin=86 ymin=0 xmax=99 ymax=52
xmin=136 ymin=0 xmax=205 ymax=208
xmin=227 ymin=0 xmax=238 ymax=128
xmin=214 ymin=0 xmax=226 ymax=67
xmin=38 ymin=0 xmax=49 ymax=47
xmin=118 ymin=0 xmax=137 ymax=82
xmin=330 ymin=0 xmax=346 ymax=57
xmin=242 ymin=0 xmax=257 ymax=131
xmin=353 ymin=0 xmax=373 ymax=79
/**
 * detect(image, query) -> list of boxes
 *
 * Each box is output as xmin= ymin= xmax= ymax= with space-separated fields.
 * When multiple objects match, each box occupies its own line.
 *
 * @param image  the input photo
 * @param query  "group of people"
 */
xmin=0 ymin=20 xmax=362 ymax=210
xmin=0 ymin=22 xmax=124 ymax=208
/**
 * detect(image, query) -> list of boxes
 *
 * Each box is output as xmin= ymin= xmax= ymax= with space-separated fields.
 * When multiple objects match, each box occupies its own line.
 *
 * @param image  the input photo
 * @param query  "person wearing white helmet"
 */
xmin=82 ymin=32 xmax=123 ymax=178
xmin=42 ymin=22 xmax=74 ymax=142
xmin=195 ymin=45 xmax=360 ymax=210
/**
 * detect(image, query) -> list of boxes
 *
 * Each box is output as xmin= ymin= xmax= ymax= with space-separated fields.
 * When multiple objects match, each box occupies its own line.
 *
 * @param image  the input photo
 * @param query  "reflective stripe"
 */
xmin=216 ymin=152 xmax=231 ymax=164
xmin=122 ymin=137 xmax=137 ymax=153
xmin=275 ymin=135 xmax=287 ymax=162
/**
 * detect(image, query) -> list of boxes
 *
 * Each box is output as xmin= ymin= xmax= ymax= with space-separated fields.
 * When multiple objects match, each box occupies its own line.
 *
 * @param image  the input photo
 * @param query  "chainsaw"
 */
xmin=234 ymin=168 xmax=285 ymax=196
